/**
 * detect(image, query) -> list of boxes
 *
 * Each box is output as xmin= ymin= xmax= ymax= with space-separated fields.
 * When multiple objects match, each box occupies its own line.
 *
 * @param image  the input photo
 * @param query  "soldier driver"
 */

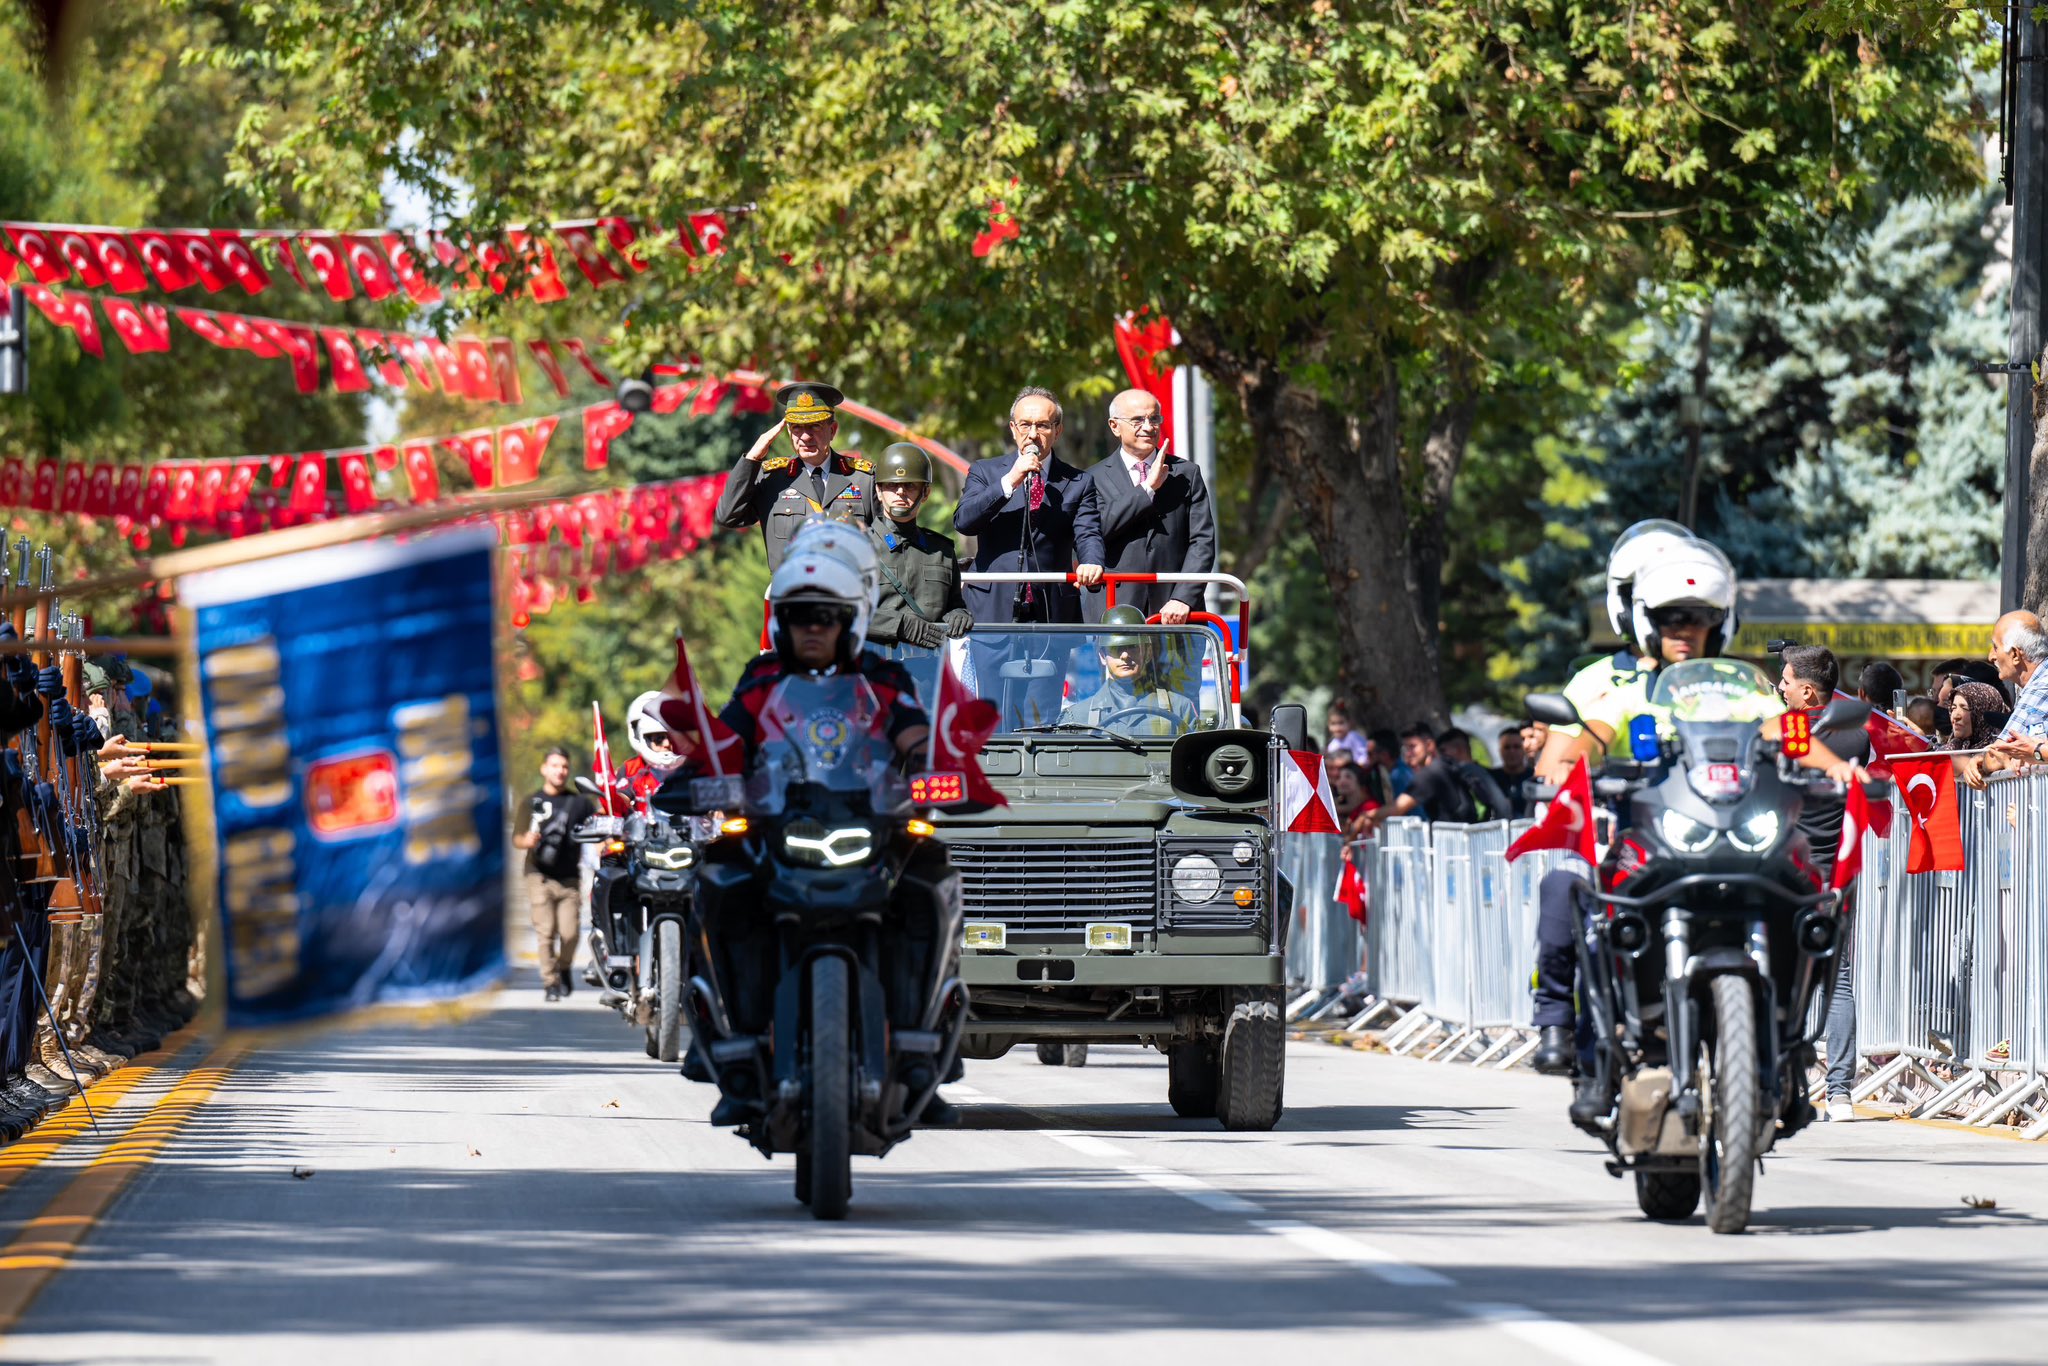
xmin=1060 ymin=605 xmax=1202 ymax=738
xmin=715 ymin=381 xmax=877 ymax=571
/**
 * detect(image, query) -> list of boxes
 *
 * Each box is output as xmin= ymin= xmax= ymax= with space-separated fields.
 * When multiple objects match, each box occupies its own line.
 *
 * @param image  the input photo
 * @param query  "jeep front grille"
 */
xmin=944 ymin=839 xmax=1156 ymax=935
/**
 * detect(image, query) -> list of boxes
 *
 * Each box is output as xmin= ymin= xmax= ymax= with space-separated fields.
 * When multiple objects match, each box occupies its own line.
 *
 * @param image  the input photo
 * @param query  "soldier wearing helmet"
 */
xmin=866 ymin=442 xmax=973 ymax=659
xmin=1058 ymin=606 xmax=1202 ymax=738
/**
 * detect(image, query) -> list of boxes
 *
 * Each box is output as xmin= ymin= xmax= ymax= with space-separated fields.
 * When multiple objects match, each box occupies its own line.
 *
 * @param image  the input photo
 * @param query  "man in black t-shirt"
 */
xmin=1364 ymin=724 xmax=1480 ymax=828
xmin=513 ymin=748 xmax=596 ymax=1002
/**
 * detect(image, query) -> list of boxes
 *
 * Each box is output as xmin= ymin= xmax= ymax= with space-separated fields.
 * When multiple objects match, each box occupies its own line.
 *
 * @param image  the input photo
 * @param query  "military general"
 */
xmin=715 ymin=382 xmax=877 ymax=570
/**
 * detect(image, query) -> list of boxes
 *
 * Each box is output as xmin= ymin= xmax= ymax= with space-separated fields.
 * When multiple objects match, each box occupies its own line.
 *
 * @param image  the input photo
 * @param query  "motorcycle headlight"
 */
xmin=643 ymin=844 xmax=696 ymax=871
xmin=1728 ymin=807 xmax=1783 ymax=854
xmin=1171 ymin=853 xmax=1222 ymax=904
xmin=1657 ymin=809 xmax=1719 ymax=854
xmin=782 ymin=822 xmax=875 ymax=868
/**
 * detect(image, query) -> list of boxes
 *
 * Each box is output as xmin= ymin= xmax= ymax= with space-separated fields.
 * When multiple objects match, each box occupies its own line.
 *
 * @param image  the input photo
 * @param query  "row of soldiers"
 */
xmin=0 ymin=642 xmax=197 ymax=1137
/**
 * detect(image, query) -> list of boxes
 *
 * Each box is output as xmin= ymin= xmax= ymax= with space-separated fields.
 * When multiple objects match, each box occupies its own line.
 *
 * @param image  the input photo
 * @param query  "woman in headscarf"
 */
xmin=1946 ymin=681 xmax=2012 ymax=753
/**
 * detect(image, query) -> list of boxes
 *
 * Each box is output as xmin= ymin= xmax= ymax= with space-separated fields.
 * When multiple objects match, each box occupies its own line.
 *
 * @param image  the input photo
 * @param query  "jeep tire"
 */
xmin=1216 ymin=986 xmax=1285 ymax=1131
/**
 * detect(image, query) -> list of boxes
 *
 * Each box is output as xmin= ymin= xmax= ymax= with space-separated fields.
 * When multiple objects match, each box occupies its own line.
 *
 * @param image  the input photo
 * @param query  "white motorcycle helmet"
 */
xmin=1630 ymin=540 xmax=1739 ymax=660
xmin=785 ymin=518 xmax=880 ymax=612
xmin=625 ymin=691 xmax=678 ymax=769
xmin=767 ymin=544 xmax=872 ymax=670
xmin=1604 ymin=519 xmax=1700 ymax=640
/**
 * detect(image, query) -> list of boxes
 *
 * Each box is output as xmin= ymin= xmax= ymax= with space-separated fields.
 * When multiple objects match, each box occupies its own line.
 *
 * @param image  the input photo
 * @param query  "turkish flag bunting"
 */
xmin=1893 ymin=752 xmax=1966 ymax=875
xmin=86 ymin=233 xmax=149 ymax=293
xmin=115 ymin=464 xmax=144 ymax=517
xmin=257 ymin=320 xmax=322 ymax=394
xmin=690 ymin=379 xmax=731 ymax=417
xmin=560 ymin=338 xmax=611 ymax=386
xmin=4 ymin=226 xmax=66 ymax=285
xmin=163 ymin=461 xmax=201 ymax=519
xmin=337 ymin=451 xmax=376 ymax=512
xmin=445 ymin=429 xmax=496 ymax=489
xmin=557 ymin=225 xmax=624 ymax=287
xmin=299 ymin=233 xmax=355 ymax=301
xmin=142 ymin=463 xmax=170 ymax=518
xmin=196 ymin=461 xmax=228 ymax=520
xmin=653 ymin=380 xmax=698 ymax=415
xmin=921 ymin=652 xmax=1008 ymax=809
xmin=583 ymin=401 xmax=635 ymax=470
xmin=525 ymin=340 xmax=571 ymax=397
xmin=58 ymin=462 xmax=85 ymax=513
xmin=424 ymin=338 xmax=467 ymax=394
xmin=1507 ymin=756 xmax=1599 ymax=866
xmin=168 ymin=231 xmax=231 ymax=292
xmin=507 ymin=231 xmax=570 ymax=302
xmin=53 ymin=230 xmax=103 ymax=287
xmin=210 ymin=230 xmax=271 ymax=294
xmin=490 ymin=338 xmax=523 ymax=405
xmin=455 ymin=338 xmax=497 ymax=401
xmin=27 ymin=459 xmax=56 ymax=511
xmin=353 ymin=329 xmax=408 ymax=387
xmin=599 ymin=217 xmax=648 ymax=272
xmin=130 ymin=230 xmax=195 ymax=291
xmin=264 ymin=235 xmax=311 ymax=291
xmin=473 ymin=238 xmax=513 ymax=295
xmin=372 ymin=444 xmax=400 ymax=472
xmin=62 ymin=292 xmax=102 ymax=356
xmin=734 ymin=383 xmax=775 ymax=415
xmin=343 ymin=234 xmax=399 ymax=300
xmin=679 ymin=213 xmax=728 ymax=257
xmin=321 ymin=328 xmax=371 ymax=393
xmin=1279 ymin=751 xmax=1341 ymax=834
xmin=431 ymin=235 xmax=483 ymax=292
xmin=223 ymin=459 xmax=262 ymax=512
xmin=388 ymin=334 xmax=437 ymax=389
xmin=0 ymin=459 xmax=23 ymax=507
xmin=221 ymin=313 xmax=278 ymax=356
xmin=0 ymin=234 xmax=18 ymax=283
xmin=496 ymin=415 xmax=559 ymax=487
xmin=101 ymin=298 xmax=170 ymax=353
xmin=267 ymin=453 xmax=293 ymax=489
xmin=174 ymin=306 xmax=233 ymax=348
xmin=401 ymin=441 xmax=440 ymax=502
xmin=384 ymin=234 xmax=442 ymax=304
xmin=83 ymin=462 xmax=116 ymax=515
xmin=655 ymin=634 xmax=745 ymax=778
xmin=289 ymin=453 xmax=328 ymax=514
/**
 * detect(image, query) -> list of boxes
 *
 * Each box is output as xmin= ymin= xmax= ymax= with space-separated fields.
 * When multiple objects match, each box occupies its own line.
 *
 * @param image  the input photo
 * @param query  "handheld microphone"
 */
xmin=1017 ymin=442 xmax=1042 ymax=615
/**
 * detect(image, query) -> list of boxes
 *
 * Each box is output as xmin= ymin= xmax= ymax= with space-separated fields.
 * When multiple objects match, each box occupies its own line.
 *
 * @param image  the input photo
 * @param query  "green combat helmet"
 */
xmin=1101 ymin=603 xmax=1150 ymax=647
xmin=876 ymin=442 xmax=933 ymax=486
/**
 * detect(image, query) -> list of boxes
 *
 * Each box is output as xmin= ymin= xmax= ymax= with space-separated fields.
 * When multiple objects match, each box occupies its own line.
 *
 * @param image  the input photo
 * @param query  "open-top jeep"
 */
xmin=934 ymin=572 xmax=1303 ymax=1130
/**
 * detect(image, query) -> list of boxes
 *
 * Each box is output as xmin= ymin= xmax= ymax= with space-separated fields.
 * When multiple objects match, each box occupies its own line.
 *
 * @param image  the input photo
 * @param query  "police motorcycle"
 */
xmin=1525 ymin=659 xmax=1882 ymax=1235
xmin=655 ymin=521 xmax=966 ymax=1221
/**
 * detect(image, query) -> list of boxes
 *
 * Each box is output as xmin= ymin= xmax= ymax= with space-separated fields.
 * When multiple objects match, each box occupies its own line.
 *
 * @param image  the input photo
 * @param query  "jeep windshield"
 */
xmin=945 ymin=623 xmax=1229 ymax=740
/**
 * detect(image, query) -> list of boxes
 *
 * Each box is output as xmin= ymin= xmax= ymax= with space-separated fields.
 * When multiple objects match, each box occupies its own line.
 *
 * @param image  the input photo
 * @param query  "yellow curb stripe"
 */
xmin=0 ymin=1025 xmax=200 ymax=1189
xmin=0 ymin=1039 xmax=246 ymax=1337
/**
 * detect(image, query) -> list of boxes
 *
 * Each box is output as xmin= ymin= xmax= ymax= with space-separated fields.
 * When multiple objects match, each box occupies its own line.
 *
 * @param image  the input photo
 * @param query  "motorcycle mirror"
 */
xmin=1815 ymin=696 xmax=1872 ymax=735
xmin=573 ymin=775 xmax=602 ymax=796
xmin=1524 ymin=692 xmax=1581 ymax=728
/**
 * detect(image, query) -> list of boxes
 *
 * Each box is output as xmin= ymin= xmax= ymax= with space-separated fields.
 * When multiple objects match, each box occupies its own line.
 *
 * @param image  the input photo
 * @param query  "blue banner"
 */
xmin=182 ymin=528 xmax=506 ymax=1025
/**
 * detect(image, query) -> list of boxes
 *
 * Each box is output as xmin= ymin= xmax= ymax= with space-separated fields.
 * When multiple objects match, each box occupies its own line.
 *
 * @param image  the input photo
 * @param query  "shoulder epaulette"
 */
xmin=762 ymin=456 xmax=795 ymax=473
xmin=845 ymin=454 xmax=874 ymax=474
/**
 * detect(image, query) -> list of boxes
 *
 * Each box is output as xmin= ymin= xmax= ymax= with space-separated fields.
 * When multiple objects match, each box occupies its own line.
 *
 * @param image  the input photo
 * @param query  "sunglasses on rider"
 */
xmin=783 ymin=603 xmax=855 ymax=630
xmin=1649 ymin=606 xmax=1723 ymax=631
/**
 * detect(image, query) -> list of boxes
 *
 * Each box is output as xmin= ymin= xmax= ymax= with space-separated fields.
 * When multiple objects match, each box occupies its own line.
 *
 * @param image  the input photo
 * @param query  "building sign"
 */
xmin=182 ymin=528 xmax=505 ymax=1025
xmin=1731 ymin=621 xmax=1987 ymax=660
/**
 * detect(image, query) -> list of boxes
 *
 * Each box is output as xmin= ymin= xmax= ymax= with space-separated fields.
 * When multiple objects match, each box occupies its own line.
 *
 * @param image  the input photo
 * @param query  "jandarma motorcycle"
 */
xmin=655 ymin=672 xmax=966 ymax=1222
xmin=575 ymin=794 xmax=700 ymax=1063
xmin=1525 ymin=659 xmax=1886 ymax=1235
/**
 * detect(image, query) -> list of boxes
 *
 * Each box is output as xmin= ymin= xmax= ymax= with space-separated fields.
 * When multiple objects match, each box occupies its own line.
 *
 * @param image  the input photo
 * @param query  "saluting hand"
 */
xmin=744 ymin=421 xmax=788 ymax=463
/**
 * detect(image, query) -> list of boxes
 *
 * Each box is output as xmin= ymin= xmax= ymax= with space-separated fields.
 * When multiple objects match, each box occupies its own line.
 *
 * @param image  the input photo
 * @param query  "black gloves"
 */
xmin=896 ymin=616 xmax=945 ymax=650
xmin=67 ymin=711 xmax=100 ymax=756
xmin=35 ymin=665 xmax=62 ymax=700
xmin=943 ymin=608 xmax=974 ymax=639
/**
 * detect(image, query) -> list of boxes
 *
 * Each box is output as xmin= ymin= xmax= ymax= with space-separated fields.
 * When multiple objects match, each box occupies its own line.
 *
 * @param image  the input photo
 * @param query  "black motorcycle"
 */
xmin=574 ymin=794 xmax=700 ymax=1063
xmin=1526 ymin=659 xmax=1881 ymax=1234
xmin=656 ymin=673 xmax=966 ymax=1221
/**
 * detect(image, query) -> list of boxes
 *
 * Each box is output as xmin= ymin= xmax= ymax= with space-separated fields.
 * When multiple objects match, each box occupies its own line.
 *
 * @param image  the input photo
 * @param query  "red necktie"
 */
xmin=1028 ymin=472 xmax=1046 ymax=511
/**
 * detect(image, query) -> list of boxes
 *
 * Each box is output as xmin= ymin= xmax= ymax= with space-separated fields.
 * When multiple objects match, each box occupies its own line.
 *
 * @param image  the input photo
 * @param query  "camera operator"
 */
xmin=514 ymin=749 xmax=596 ymax=1003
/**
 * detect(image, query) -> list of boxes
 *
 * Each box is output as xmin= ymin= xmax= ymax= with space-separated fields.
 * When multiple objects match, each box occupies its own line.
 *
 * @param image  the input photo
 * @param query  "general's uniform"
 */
xmin=715 ymin=451 xmax=876 ymax=571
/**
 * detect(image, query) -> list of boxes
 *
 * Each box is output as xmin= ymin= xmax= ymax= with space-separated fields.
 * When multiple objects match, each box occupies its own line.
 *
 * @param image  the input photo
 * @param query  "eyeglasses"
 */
xmin=1114 ymin=414 xmax=1164 ymax=427
xmin=783 ymin=603 xmax=854 ymax=630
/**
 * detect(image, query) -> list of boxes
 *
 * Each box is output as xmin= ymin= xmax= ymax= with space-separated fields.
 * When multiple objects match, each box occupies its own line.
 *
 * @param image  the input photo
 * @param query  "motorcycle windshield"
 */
xmin=743 ymin=674 xmax=909 ymax=818
xmin=1649 ymin=659 xmax=1787 ymax=726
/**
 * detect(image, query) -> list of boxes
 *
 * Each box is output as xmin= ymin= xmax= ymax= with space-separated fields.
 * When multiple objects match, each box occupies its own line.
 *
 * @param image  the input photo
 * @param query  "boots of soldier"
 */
xmin=1531 ymin=1025 xmax=1577 ymax=1076
xmin=24 ymin=1060 xmax=78 ymax=1097
xmin=1568 ymin=1074 xmax=1611 ymax=1131
xmin=37 ymin=1034 xmax=103 ymax=1090
xmin=67 ymin=1039 xmax=126 ymax=1075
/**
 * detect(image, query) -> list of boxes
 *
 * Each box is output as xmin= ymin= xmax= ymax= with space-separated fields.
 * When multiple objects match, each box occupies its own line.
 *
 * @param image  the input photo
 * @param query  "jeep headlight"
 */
xmin=1728 ymin=807 xmax=1783 ymax=854
xmin=1171 ymin=853 xmax=1222 ymax=904
xmin=1657 ymin=809 xmax=1718 ymax=854
xmin=643 ymin=844 xmax=696 ymax=871
xmin=782 ymin=821 xmax=875 ymax=868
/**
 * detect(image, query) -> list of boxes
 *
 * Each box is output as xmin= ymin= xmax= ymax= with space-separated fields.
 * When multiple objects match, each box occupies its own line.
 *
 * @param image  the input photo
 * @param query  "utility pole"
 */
xmin=0 ymin=288 xmax=24 ymax=397
xmin=2003 ymin=2 xmax=2048 ymax=611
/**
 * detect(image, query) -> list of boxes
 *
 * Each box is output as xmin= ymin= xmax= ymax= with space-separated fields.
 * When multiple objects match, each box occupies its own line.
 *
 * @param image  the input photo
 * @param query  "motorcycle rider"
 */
xmin=1528 ymin=530 xmax=1866 ymax=1123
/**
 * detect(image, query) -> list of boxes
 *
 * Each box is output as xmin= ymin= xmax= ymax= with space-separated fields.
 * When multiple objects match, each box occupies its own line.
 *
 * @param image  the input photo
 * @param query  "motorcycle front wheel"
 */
xmin=653 ymin=920 xmax=683 ymax=1063
xmin=1700 ymin=974 xmax=1759 ymax=1234
xmin=806 ymin=956 xmax=854 ymax=1221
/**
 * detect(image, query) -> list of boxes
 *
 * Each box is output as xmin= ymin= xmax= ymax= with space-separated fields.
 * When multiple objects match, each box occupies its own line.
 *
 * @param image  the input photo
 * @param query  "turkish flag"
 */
xmin=456 ymin=338 xmax=497 ymax=400
xmin=4 ymin=226 xmax=66 ymax=285
xmin=142 ymin=463 xmax=170 ymax=518
xmin=210 ymin=230 xmax=272 ymax=294
xmin=0 ymin=459 xmax=22 ymax=507
xmin=599 ymin=217 xmax=648 ymax=272
xmin=1114 ymin=312 xmax=1178 ymax=440
xmin=444 ymin=429 xmax=496 ymax=489
xmin=401 ymin=441 xmax=440 ymax=502
xmin=525 ymin=340 xmax=571 ymax=397
xmin=655 ymin=634 xmax=745 ymax=778
xmin=290 ymin=453 xmax=329 ymax=514
xmin=52 ymin=230 xmax=104 ymax=287
xmin=496 ymin=415 xmax=559 ymax=486
xmin=0 ymin=235 xmax=14 ymax=283
xmin=583 ymin=401 xmax=635 ymax=470
xmin=557 ymin=225 xmax=624 ymax=287
xmin=337 ymin=451 xmax=376 ymax=512
xmin=57 ymin=461 xmax=85 ymax=512
xmin=163 ymin=461 xmax=201 ymax=519
xmin=690 ymin=379 xmax=731 ymax=417
xmin=299 ymin=233 xmax=355 ymax=301
xmin=384 ymin=234 xmax=442 ymax=304
xmin=372 ymin=444 xmax=399 ymax=471
xmin=1893 ymin=752 xmax=1966 ymax=875
xmin=426 ymin=338 xmax=467 ymax=395
xmin=256 ymin=320 xmax=322 ymax=393
xmin=223 ymin=459 xmax=262 ymax=512
xmin=680 ymin=213 xmax=728 ymax=257
xmin=101 ymin=298 xmax=170 ymax=353
xmin=920 ymin=653 xmax=1007 ymax=809
xmin=472 ymin=238 xmax=513 ymax=295
xmin=389 ymin=334 xmax=438 ymax=390
xmin=83 ymin=462 xmax=115 ymax=516
xmin=195 ymin=461 xmax=228 ymax=520
xmin=1831 ymin=775 xmax=1873 ymax=893
xmin=353 ymin=329 xmax=408 ymax=387
xmin=130 ymin=230 xmax=196 ymax=291
xmin=653 ymin=380 xmax=697 ymax=415
xmin=560 ymin=338 xmax=611 ymax=386
xmin=431 ymin=234 xmax=483 ymax=291
xmin=734 ymin=383 xmax=775 ymax=415
xmin=115 ymin=463 xmax=144 ymax=517
xmin=321 ymin=328 xmax=371 ymax=393
xmin=223 ymin=313 xmax=280 ymax=357
xmin=490 ymin=338 xmax=523 ymax=405
xmin=682 ymin=474 xmax=726 ymax=541
xmin=507 ymin=231 xmax=570 ymax=302
xmin=174 ymin=306 xmax=234 ymax=349
xmin=87 ymin=232 xmax=149 ymax=293
xmin=1337 ymin=856 xmax=1367 ymax=923
xmin=167 ymin=231 xmax=231 ymax=292
xmin=62 ymin=292 xmax=104 ymax=358
xmin=343 ymin=235 xmax=399 ymax=300
xmin=267 ymin=453 xmax=293 ymax=488
xmin=1506 ymin=756 xmax=1598 ymax=866
xmin=1279 ymin=750 xmax=1341 ymax=834
xmin=264 ymin=235 xmax=311 ymax=291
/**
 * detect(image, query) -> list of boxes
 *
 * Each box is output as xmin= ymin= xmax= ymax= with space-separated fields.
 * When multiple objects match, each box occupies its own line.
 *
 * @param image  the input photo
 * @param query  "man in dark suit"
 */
xmin=954 ymin=387 xmax=1104 ymax=625
xmin=715 ymin=381 xmax=876 ymax=571
xmin=1083 ymin=388 xmax=1217 ymax=622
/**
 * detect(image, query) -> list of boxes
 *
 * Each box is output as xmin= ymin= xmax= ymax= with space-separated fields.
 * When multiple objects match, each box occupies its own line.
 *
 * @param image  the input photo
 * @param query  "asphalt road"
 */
xmin=3 ymin=981 xmax=2045 ymax=1366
